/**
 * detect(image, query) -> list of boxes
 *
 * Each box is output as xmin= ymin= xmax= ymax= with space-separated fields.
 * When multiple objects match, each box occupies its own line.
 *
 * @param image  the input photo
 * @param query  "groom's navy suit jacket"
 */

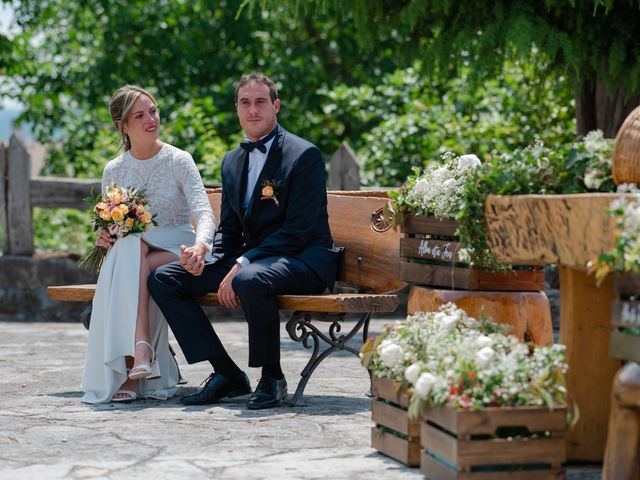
xmin=209 ymin=126 xmax=340 ymax=289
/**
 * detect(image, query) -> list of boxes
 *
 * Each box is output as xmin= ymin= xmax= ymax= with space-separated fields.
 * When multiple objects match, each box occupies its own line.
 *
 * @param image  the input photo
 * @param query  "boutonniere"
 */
xmin=261 ymin=179 xmax=281 ymax=207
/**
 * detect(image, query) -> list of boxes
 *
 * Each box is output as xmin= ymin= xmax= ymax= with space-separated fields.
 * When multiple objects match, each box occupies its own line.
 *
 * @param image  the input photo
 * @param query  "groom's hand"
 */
xmin=218 ymin=263 xmax=242 ymax=308
xmin=180 ymin=244 xmax=205 ymax=276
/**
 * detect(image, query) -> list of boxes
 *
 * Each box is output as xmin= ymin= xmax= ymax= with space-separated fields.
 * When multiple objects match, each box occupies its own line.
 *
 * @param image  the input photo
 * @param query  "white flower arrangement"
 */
xmin=579 ymin=130 xmax=614 ymax=191
xmin=592 ymin=195 xmax=640 ymax=282
xmin=361 ymin=303 xmax=569 ymax=418
xmin=390 ymin=152 xmax=481 ymax=220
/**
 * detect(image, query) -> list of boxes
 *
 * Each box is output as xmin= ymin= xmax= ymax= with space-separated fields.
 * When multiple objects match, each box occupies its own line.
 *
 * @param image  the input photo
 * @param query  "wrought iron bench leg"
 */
xmin=285 ymin=311 xmax=372 ymax=406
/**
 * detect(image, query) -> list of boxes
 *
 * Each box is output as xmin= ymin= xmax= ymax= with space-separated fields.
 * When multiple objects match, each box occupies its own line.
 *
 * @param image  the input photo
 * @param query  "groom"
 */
xmin=148 ymin=72 xmax=340 ymax=409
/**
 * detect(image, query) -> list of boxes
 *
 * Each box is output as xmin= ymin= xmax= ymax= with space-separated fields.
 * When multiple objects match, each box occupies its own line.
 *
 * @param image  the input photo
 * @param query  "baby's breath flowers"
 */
xmin=361 ymin=304 xmax=569 ymax=418
xmin=388 ymin=152 xmax=481 ymax=225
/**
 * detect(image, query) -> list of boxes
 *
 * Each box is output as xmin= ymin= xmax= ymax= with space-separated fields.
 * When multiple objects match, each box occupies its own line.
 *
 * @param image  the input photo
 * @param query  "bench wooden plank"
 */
xmin=47 ymin=284 xmax=399 ymax=313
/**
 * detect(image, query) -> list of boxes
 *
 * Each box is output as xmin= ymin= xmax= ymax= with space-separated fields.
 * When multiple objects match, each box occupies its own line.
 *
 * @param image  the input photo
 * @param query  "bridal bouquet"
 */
xmin=361 ymin=303 xmax=569 ymax=418
xmin=388 ymin=152 xmax=481 ymax=226
xmin=77 ymin=183 xmax=157 ymax=274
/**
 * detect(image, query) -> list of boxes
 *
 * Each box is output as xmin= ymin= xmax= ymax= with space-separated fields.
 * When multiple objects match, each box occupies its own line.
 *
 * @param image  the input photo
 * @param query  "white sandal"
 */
xmin=128 ymin=341 xmax=160 ymax=380
xmin=111 ymin=389 xmax=138 ymax=402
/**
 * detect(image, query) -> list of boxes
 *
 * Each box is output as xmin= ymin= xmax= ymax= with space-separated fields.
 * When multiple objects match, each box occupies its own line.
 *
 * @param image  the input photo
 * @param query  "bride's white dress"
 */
xmin=81 ymin=144 xmax=215 ymax=404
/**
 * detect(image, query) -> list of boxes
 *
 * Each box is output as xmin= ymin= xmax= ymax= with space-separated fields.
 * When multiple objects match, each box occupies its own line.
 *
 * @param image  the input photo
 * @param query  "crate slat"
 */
xmin=421 ymin=453 xmax=565 ymax=480
xmin=371 ymin=427 xmax=421 ymax=467
xmin=402 ymin=215 xmax=459 ymax=236
xmin=372 ymin=399 xmax=420 ymax=438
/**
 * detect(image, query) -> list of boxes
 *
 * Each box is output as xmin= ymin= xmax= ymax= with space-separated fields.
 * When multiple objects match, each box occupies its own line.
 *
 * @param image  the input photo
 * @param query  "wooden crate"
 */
xmin=610 ymin=273 xmax=640 ymax=362
xmin=371 ymin=376 xmax=421 ymax=467
xmin=400 ymin=216 xmax=544 ymax=291
xmin=421 ymin=405 xmax=567 ymax=479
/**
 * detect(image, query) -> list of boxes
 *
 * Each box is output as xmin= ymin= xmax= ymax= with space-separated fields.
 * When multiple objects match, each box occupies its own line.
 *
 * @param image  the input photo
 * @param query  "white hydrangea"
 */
xmin=377 ymin=340 xmax=404 ymax=370
xmin=474 ymin=334 xmax=493 ymax=349
xmin=404 ymin=363 xmax=422 ymax=384
xmin=414 ymin=372 xmax=437 ymax=398
xmin=456 ymin=154 xmax=481 ymax=173
xmin=475 ymin=346 xmax=495 ymax=369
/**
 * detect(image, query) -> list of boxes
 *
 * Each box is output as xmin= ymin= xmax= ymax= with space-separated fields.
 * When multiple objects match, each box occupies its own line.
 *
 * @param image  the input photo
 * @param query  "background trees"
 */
xmin=279 ymin=0 xmax=640 ymax=137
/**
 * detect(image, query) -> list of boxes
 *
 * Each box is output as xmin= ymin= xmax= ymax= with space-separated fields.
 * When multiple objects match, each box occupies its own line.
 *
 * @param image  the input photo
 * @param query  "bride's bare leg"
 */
xmin=114 ymin=242 xmax=178 ymax=398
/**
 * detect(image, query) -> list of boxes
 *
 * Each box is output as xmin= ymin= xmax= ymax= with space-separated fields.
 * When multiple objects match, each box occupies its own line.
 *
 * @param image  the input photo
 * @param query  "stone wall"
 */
xmin=0 ymin=254 xmax=96 ymax=322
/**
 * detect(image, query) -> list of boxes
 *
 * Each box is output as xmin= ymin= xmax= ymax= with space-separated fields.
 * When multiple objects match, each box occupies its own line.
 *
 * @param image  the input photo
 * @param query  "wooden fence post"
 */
xmin=5 ymin=133 xmax=34 ymax=255
xmin=329 ymin=142 xmax=360 ymax=191
xmin=0 ymin=141 xmax=7 ymax=251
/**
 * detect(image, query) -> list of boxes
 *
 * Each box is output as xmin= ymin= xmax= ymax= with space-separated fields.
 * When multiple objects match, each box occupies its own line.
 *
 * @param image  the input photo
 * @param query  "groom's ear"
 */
xmin=274 ymin=99 xmax=280 ymax=113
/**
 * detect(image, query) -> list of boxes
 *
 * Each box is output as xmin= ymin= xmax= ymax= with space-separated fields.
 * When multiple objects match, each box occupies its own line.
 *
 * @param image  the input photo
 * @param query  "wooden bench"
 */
xmin=48 ymin=191 xmax=404 ymax=405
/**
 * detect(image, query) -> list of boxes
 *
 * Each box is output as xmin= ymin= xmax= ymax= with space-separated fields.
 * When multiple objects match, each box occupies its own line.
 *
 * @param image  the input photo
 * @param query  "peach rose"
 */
xmin=109 ymin=192 xmax=123 ymax=204
xmin=118 ymin=204 xmax=129 ymax=215
xmin=110 ymin=208 xmax=124 ymax=222
xmin=94 ymin=202 xmax=107 ymax=212
xmin=100 ymin=210 xmax=112 ymax=221
xmin=136 ymin=204 xmax=146 ymax=214
xmin=262 ymin=185 xmax=274 ymax=197
xmin=140 ymin=212 xmax=152 ymax=224
xmin=125 ymin=217 xmax=134 ymax=228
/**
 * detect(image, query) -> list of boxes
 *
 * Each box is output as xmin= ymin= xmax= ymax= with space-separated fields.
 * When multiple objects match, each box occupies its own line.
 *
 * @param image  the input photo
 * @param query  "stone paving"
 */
xmin=0 ymin=316 xmax=601 ymax=479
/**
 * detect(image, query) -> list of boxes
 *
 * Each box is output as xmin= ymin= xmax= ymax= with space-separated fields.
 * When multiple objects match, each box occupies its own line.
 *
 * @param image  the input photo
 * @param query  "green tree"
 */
xmin=277 ymin=0 xmax=640 ymax=137
xmin=1 ymin=0 xmax=400 ymax=173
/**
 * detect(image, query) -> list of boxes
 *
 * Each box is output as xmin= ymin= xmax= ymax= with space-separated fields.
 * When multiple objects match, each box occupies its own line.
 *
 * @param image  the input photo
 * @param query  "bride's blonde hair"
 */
xmin=108 ymin=85 xmax=157 ymax=151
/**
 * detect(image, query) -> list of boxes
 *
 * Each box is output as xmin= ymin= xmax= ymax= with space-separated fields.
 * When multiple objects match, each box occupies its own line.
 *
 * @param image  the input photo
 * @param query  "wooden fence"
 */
xmin=0 ymin=133 xmax=361 ymax=256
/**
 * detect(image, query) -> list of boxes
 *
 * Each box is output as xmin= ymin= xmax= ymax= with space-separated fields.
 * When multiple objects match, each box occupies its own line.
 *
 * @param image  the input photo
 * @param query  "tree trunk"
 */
xmin=576 ymin=80 xmax=640 ymax=138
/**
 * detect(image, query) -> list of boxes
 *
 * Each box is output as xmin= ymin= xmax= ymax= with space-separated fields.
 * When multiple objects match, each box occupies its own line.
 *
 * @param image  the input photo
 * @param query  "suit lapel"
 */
xmin=232 ymin=149 xmax=248 ymax=218
xmin=243 ymin=127 xmax=285 ymax=222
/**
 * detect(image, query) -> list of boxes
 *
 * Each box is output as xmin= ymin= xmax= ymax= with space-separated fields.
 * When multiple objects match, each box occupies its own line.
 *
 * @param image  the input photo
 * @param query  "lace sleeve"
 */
xmin=174 ymin=151 xmax=216 ymax=252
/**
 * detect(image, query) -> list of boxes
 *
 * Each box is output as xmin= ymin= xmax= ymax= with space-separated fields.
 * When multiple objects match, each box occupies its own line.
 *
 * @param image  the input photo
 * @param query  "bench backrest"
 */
xmin=207 ymin=191 xmax=404 ymax=294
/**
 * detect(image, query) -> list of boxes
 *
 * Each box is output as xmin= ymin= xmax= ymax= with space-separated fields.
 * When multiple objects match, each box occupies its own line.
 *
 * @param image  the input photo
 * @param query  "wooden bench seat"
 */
xmin=47 ymin=191 xmax=404 ymax=405
xmin=48 ymin=284 xmax=399 ymax=313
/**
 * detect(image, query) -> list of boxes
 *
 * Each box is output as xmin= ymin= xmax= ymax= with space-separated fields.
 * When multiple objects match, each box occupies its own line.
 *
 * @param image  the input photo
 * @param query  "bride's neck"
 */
xmin=129 ymin=140 xmax=163 ymax=160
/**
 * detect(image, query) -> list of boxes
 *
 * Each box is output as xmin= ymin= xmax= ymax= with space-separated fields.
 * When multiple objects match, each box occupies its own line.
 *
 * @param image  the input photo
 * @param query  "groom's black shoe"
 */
xmin=180 ymin=372 xmax=251 ymax=405
xmin=246 ymin=375 xmax=287 ymax=409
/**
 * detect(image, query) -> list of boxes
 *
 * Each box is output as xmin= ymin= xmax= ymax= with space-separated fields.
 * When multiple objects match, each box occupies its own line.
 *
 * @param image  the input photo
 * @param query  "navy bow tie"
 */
xmin=240 ymin=127 xmax=278 ymax=154
xmin=240 ymin=140 xmax=267 ymax=154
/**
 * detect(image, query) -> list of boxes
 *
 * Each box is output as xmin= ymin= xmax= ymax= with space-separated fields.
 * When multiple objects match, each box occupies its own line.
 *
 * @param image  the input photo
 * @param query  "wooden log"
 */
xmin=603 ymin=363 xmax=640 ymax=480
xmin=559 ymin=266 xmax=621 ymax=461
xmin=30 ymin=177 xmax=101 ymax=209
xmin=6 ymin=133 xmax=33 ymax=255
xmin=329 ymin=142 xmax=360 ymax=190
xmin=407 ymin=286 xmax=553 ymax=345
xmin=484 ymin=193 xmax=625 ymax=269
xmin=47 ymin=284 xmax=400 ymax=313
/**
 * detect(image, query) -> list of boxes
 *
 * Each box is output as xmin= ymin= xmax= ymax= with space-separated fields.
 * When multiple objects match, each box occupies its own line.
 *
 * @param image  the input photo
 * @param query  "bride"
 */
xmin=81 ymin=85 xmax=215 ymax=403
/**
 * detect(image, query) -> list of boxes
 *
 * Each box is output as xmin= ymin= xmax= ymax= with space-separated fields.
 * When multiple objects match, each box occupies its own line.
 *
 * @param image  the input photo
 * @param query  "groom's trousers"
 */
xmin=148 ymin=255 xmax=326 ymax=368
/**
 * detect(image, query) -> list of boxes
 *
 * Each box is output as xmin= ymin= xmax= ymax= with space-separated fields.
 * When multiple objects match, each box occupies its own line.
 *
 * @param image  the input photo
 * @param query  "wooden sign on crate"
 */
xmin=421 ymin=405 xmax=567 ymax=479
xmin=371 ymin=376 xmax=421 ymax=467
xmin=400 ymin=215 xmax=544 ymax=291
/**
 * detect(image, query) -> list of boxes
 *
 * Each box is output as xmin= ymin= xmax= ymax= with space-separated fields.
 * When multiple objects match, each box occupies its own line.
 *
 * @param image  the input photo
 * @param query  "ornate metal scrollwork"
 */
xmin=371 ymin=207 xmax=392 ymax=232
xmin=285 ymin=311 xmax=372 ymax=406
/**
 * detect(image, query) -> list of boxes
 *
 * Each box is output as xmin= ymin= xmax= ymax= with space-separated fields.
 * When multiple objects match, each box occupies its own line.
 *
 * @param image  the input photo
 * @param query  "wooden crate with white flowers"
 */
xmin=371 ymin=376 xmax=421 ymax=467
xmin=399 ymin=215 xmax=544 ymax=291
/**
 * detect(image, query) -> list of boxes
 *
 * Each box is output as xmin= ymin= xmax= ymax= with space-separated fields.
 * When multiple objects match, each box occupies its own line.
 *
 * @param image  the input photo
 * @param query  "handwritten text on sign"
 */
xmin=418 ymin=240 xmax=455 ymax=261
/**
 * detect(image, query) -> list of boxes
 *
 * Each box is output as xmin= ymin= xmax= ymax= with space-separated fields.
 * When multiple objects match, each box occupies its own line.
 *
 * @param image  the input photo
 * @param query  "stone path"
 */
xmin=0 ymin=318 xmax=601 ymax=479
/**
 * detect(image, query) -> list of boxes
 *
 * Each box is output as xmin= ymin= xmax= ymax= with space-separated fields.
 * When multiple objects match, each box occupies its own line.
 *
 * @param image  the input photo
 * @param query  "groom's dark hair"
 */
xmin=235 ymin=73 xmax=279 ymax=103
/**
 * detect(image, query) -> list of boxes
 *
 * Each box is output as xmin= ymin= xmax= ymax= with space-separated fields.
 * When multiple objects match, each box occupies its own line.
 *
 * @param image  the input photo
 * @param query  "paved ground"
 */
xmin=0 ymin=316 xmax=601 ymax=479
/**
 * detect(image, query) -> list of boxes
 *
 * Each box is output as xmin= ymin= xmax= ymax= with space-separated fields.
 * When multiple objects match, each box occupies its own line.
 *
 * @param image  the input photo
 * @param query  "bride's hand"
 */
xmin=95 ymin=228 xmax=115 ymax=250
